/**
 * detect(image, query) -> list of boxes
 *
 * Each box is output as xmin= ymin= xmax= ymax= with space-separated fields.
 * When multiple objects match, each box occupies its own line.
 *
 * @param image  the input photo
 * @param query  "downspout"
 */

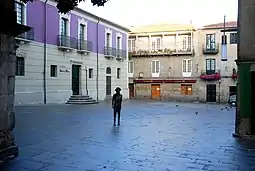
xmin=96 ymin=18 xmax=99 ymax=101
xmin=43 ymin=0 xmax=48 ymax=104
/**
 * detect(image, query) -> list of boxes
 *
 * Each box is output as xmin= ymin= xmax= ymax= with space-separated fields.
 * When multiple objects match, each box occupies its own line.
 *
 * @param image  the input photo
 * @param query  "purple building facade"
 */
xmin=14 ymin=0 xmax=130 ymax=105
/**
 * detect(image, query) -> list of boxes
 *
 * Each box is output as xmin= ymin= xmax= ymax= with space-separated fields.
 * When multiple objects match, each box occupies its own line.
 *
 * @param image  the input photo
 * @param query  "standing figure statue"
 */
xmin=112 ymin=87 xmax=123 ymax=126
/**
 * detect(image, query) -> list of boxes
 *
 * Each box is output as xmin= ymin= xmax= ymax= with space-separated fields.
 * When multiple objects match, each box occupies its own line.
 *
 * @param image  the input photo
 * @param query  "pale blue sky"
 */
xmin=78 ymin=0 xmax=238 ymax=28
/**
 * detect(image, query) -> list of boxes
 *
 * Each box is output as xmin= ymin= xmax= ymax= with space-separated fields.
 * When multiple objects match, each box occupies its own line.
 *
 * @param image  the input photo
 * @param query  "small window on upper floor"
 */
xmin=128 ymin=39 xmax=136 ymax=51
xmin=117 ymin=36 xmax=121 ymax=49
xmin=16 ymin=57 xmax=25 ymax=76
xmin=182 ymin=59 xmax=192 ymax=77
xmin=15 ymin=1 xmax=25 ymax=25
xmin=50 ymin=65 xmax=57 ymax=77
xmin=117 ymin=68 xmax=121 ymax=79
xmin=151 ymin=60 xmax=160 ymax=77
xmin=89 ymin=68 xmax=93 ymax=78
xmin=230 ymin=33 xmax=238 ymax=44
xmin=106 ymin=67 xmax=111 ymax=74
xmin=128 ymin=61 xmax=134 ymax=74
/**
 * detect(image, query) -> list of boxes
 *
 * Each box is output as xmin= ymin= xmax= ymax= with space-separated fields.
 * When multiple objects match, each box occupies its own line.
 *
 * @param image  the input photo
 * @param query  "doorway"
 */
xmin=106 ymin=76 xmax=111 ymax=95
xmin=129 ymin=83 xmax=134 ymax=98
xmin=206 ymin=84 xmax=216 ymax=102
xmin=229 ymin=86 xmax=237 ymax=96
xmin=151 ymin=84 xmax=160 ymax=99
xmin=72 ymin=65 xmax=81 ymax=95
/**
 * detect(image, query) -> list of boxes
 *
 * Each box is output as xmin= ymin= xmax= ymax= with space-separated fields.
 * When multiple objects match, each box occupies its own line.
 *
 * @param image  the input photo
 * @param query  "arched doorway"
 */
xmin=106 ymin=67 xmax=111 ymax=96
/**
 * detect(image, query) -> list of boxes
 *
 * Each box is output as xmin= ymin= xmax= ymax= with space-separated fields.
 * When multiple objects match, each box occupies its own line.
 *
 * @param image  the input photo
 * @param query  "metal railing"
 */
xmin=202 ymin=43 xmax=220 ymax=54
xmin=58 ymin=35 xmax=77 ymax=49
xmin=17 ymin=27 xmax=35 ymax=40
xmin=104 ymin=47 xmax=127 ymax=58
xmin=201 ymin=69 xmax=221 ymax=75
xmin=77 ymin=39 xmax=92 ymax=52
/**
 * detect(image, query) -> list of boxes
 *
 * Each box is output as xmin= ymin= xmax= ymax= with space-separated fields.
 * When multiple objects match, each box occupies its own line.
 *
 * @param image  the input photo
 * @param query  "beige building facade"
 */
xmin=128 ymin=22 xmax=237 ymax=103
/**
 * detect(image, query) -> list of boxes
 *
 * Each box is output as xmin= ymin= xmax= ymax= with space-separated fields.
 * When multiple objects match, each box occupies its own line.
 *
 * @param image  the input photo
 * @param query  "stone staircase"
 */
xmin=66 ymin=95 xmax=99 ymax=105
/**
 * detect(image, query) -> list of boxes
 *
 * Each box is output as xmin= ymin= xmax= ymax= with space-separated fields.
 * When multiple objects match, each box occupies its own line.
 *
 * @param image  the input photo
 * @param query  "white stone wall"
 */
xmin=14 ymin=41 xmax=128 ymax=105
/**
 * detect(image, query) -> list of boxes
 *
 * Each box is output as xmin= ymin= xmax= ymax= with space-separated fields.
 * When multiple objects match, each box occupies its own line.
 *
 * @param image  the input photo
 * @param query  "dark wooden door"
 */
xmin=106 ymin=76 xmax=111 ymax=95
xmin=129 ymin=83 xmax=134 ymax=98
xmin=206 ymin=84 xmax=216 ymax=102
xmin=251 ymin=71 xmax=255 ymax=134
xmin=72 ymin=65 xmax=80 ymax=95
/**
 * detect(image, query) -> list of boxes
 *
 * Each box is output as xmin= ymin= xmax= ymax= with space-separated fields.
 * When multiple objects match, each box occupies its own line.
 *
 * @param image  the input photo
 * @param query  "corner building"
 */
xmin=14 ymin=0 xmax=129 ymax=105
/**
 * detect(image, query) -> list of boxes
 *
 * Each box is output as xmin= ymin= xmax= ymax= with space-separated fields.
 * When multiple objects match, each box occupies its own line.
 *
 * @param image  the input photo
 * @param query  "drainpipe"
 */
xmin=85 ymin=67 xmax=88 ymax=95
xmin=43 ymin=0 xmax=48 ymax=104
xmin=96 ymin=18 xmax=99 ymax=101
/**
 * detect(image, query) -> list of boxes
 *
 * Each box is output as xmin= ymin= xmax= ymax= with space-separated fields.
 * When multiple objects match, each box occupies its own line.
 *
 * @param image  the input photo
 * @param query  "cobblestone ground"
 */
xmin=1 ymin=100 xmax=255 ymax=171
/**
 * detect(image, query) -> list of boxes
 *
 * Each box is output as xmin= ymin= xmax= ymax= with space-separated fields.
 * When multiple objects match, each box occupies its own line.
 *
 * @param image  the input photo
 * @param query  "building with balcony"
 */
xmin=196 ymin=21 xmax=237 ymax=103
xmin=128 ymin=23 xmax=198 ymax=101
xmin=14 ymin=0 xmax=129 ymax=105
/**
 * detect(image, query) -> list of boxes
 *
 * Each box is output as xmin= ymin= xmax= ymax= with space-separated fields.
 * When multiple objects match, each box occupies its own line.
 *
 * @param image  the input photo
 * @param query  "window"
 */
xmin=106 ymin=33 xmax=111 ymax=47
xmin=117 ymin=37 xmax=121 ymax=49
xmin=206 ymin=59 xmax=216 ymax=74
xmin=128 ymin=39 xmax=136 ymax=51
xmin=151 ymin=41 xmax=156 ymax=51
xmin=151 ymin=60 xmax=160 ymax=77
xmin=230 ymin=33 xmax=238 ymax=44
xmin=156 ymin=38 xmax=161 ymax=50
xmin=182 ymin=59 xmax=192 ymax=77
xmin=206 ymin=34 xmax=216 ymax=49
xmin=16 ymin=57 xmax=25 ymax=76
xmin=106 ymin=67 xmax=111 ymax=74
xmin=183 ymin=36 xmax=191 ymax=50
xmin=181 ymin=84 xmax=193 ymax=95
xmin=61 ymin=18 xmax=68 ymax=35
xmin=89 ymin=68 xmax=93 ymax=78
xmin=15 ymin=1 xmax=25 ymax=24
xmin=79 ymin=24 xmax=85 ymax=40
xmin=50 ymin=65 xmax=57 ymax=77
xmin=117 ymin=68 xmax=121 ymax=79
xmin=128 ymin=61 xmax=134 ymax=74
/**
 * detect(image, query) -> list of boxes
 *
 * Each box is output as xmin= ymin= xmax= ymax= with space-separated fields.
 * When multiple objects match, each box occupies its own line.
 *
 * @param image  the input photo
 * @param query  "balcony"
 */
xmin=58 ymin=35 xmax=77 ymax=51
xmin=200 ymin=69 xmax=221 ymax=81
xmin=116 ymin=49 xmax=127 ymax=61
xmin=202 ymin=44 xmax=219 ymax=54
xmin=130 ymin=47 xmax=194 ymax=57
xmin=77 ymin=39 xmax=92 ymax=54
xmin=16 ymin=27 xmax=35 ymax=43
xmin=104 ymin=47 xmax=116 ymax=59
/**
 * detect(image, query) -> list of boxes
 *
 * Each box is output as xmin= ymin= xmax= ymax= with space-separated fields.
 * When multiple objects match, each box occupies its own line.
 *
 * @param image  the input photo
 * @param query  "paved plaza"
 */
xmin=1 ymin=100 xmax=255 ymax=171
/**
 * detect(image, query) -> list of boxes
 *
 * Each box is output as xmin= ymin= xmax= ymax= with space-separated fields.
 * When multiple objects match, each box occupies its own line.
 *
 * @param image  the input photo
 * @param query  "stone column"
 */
xmin=234 ymin=0 xmax=255 ymax=137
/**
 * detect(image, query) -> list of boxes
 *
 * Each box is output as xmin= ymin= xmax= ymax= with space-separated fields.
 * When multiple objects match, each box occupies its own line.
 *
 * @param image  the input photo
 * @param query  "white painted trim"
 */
xmin=182 ymin=59 xmax=192 ymax=77
xmin=78 ymin=18 xmax=88 ymax=40
xmin=59 ymin=13 xmax=71 ymax=36
xmin=116 ymin=33 xmax=122 ymax=49
xmin=105 ymin=28 xmax=112 ymax=47
xmin=151 ymin=60 xmax=160 ymax=77
xmin=41 ymin=0 xmax=128 ymax=34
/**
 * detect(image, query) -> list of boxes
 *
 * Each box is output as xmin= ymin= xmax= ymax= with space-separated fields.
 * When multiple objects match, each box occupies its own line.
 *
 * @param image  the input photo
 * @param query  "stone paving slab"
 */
xmin=1 ymin=100 xmax=255 ymax=171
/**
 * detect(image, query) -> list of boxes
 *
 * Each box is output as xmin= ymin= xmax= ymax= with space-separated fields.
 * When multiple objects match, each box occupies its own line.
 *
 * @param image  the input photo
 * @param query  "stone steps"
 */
xmin=66 ymin=95 xmax=99 ymax=105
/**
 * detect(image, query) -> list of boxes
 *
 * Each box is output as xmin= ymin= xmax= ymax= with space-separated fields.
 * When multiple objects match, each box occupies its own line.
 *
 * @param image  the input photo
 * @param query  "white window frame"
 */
xmin=128 ymin=61 xmax=134 ymax=77
xmin=128 ymin=39 xmax=136 ymax=51
xmin=105 ymin=28 xmax=112 ymax=47
xmin=59 ymin=13 xmax=71 ymax=36
xmin=116 ymin=32 xmax=122 ymax=50
xmin=182 ymin=59 xmax=192 ymax=77
xmin=151 ymin=60 xmax=160 ymax=77
xmin=156 ymin=38 xmax=161 ymax=50
xmin=15 ymin=0 xmax=27 ymax=25
xmin=78 ymin=18 xmax=88 ymax=40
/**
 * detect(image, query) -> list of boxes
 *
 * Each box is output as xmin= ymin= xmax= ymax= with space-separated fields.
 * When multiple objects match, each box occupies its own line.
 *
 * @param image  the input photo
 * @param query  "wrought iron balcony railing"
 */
xmin=77 ymin=39 xmax=92 ymax=52
xmin=201 ymin=69 xmax=220 ymax=75
xmin=202 ymin=43 xmax=219 ymax=54
xmin=17 ymin=27 xmax=35 ymax=41
xmin=116 ymin=49 xmax=127 ymax=58
xmin=104 ymin=47 xmax=116 ymax=57
xmin=58 ymin=35 xmax=77 ymax=49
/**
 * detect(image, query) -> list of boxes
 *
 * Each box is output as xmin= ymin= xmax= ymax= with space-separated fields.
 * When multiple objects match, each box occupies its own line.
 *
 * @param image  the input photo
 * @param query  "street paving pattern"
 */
xmin=1 ymin=100 xmax=255 ymax=171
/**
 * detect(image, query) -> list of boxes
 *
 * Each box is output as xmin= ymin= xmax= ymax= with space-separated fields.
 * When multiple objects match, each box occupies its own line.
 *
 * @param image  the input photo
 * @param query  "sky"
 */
xmin=78 ymin=0 xmax=238 ymax=28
